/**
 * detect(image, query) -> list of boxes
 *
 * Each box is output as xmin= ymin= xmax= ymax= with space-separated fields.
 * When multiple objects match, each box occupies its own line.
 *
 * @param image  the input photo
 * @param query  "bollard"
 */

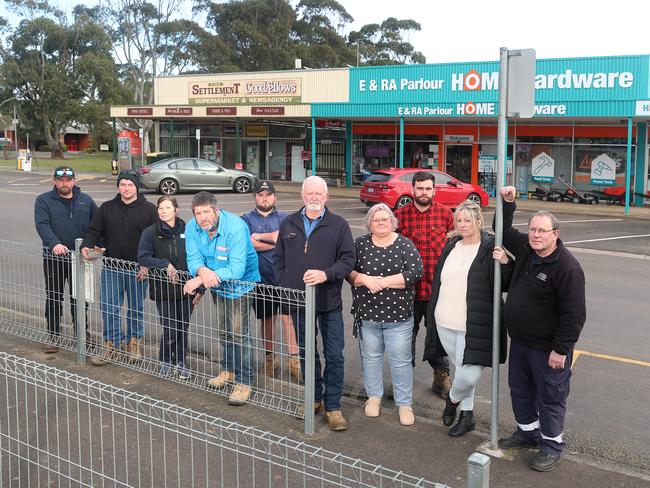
xmin=74 ymin=238 xmax=87 ymax=365
xmin=304 ymin=284 xmax=316 ymax=435
xmin=467 ymin=452 xmax=490 ymax=488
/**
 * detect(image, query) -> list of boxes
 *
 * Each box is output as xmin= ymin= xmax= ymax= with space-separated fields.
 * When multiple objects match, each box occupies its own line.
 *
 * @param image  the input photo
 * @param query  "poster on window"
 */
xmin=590 ymin=154 xmax=616 ymax=185
xmin=575 ymin=148 xmax=625 ymax=185
xmin=531 ymin=152 xmax=555 ymax=182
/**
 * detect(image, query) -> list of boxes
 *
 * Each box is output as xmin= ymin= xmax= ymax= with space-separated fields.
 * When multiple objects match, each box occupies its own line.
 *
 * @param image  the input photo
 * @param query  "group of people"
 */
xmin=34 ymin=167 xmax=585 ymax=472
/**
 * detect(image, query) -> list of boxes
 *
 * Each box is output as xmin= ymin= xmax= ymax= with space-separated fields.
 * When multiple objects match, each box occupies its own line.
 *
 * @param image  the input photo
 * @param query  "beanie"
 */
xmin=116 ymin=171 xmax=139 ymax=189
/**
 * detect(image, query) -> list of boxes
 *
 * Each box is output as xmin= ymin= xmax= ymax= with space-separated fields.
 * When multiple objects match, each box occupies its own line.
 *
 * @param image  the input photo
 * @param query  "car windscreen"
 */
xmin=365 ymin=172 xmax=392 ymax=183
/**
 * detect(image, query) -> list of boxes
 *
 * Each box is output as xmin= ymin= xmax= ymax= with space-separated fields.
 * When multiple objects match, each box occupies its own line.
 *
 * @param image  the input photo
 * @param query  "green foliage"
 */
xmin=349 ymin=17 xmax=426 ymax=66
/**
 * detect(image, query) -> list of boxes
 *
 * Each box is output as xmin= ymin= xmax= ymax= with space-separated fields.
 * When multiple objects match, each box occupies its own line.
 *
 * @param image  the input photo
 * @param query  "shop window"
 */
xmin=573 ymin=145 xmax=633 ymax=190
xmin=514 ymin=144 xmax=572 ymax=195
xmin=515 ymin=135 xmax=572 ymax=143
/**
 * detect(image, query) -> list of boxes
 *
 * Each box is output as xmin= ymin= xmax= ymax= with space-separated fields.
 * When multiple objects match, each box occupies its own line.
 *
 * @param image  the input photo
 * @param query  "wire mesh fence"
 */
xmin=0 ymin=238 xmax=312 ymax=421
xmin=0 ymin=352 xmax=446 ymax=488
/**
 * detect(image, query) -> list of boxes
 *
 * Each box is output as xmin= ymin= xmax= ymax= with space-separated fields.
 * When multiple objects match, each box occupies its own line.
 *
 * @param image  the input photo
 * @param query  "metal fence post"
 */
xmin=304 ymin=284 xmax=316 ymax=435
xmin=74 ymin=238 xmax=86 ymax=365
xmin=467 ymin=452 xmax=490 ymax=488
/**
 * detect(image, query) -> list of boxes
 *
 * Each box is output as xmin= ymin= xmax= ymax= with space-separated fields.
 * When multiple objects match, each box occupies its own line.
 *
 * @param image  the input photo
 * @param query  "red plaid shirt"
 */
xmin=395 ymin=202 xmax=454 ymax=301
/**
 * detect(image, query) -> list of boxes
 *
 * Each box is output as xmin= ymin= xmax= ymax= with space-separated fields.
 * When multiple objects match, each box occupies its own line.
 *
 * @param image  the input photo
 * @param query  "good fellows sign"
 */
xmin=188 ymin=79 xmax=301 ymax=105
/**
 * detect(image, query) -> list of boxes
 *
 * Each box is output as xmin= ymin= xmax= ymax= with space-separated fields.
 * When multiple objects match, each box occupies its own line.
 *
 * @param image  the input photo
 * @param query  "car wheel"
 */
xmin=159 ymin=178 xmax=178 ymax=195
xmin=395 ymin=195 xmax=413 ymax=209
xmin=466 ymin=193 xmax=482 ymax=205
xmin=233 ymin=177 xmax=252 ymax=193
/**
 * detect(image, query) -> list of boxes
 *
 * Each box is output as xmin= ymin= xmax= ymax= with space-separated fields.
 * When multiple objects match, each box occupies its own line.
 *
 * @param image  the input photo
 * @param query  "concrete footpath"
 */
xmin=1 ymin=334 xmax=647 ymax=488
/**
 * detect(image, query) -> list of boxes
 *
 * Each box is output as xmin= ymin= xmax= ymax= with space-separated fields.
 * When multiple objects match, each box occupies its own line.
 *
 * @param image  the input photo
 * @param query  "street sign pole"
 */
xmin=139 ymin=127 xmax=144 ymax=168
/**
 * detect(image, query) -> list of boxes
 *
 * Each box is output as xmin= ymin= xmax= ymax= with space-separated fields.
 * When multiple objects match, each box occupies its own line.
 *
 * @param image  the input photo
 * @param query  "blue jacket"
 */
xmin=273 ymin=207 xmax=356 ymax=312
xmin=241 ymin=208 xmax=287 ymax=285
xmin=34 ymin=186 xmax=98 ymax=250
xmin=185 ymin=209 xmax=260 ymax=298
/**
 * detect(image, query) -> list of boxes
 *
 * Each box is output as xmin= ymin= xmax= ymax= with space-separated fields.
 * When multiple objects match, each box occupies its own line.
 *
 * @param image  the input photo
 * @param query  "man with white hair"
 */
xmin=274 ymin=176 xmax=356 ymax=431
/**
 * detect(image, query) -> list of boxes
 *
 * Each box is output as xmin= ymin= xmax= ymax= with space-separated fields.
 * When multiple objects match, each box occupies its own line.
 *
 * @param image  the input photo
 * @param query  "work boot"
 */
xmin=228 ymin=384 xmax=251 ymax=406
xmin=324 ymin=410 xmax=348 ymax=431
xmin=295 ymin=400 xmax=324 ymax=418
xmin=529 ymin=451 xmax=561 ymax=472
xmin=449 ymin=410 xmax=475 ymax=437
xmin=364 ymin=397 xmax=381 ymax=417
xmin=90 ymin=341 xmax=116 ymax=366
xmin=126 ymin=337 xmax=142 ymax=363
xmin=398 ymin=406 xmax=415 ymax=426
xmin=498 ymin=430 xmax=541 ymax=450
xmin=176 ymin=362 xmax=191 ymax=380
xmin=288 ymin=355 xmax=302 ymax=382
xmin=207 ymin=370 xmax=235 ymax=389
xmin=42 ymin=335 xmax=60 ymax=354
xmin=261 ymin=354 xmax=279 ymax=378
xmin=442 ymin=396 xmax=459 ymax=426
xmin=432 ymin=369 xmax=452 ymax=399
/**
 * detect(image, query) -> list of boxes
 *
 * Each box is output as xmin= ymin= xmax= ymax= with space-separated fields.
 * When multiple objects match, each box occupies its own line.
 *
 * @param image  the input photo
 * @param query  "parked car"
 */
xmin=359 ymin=168 xmax=489 ymax=209
xmin=136 ymin=158 xmax=257 ymax=195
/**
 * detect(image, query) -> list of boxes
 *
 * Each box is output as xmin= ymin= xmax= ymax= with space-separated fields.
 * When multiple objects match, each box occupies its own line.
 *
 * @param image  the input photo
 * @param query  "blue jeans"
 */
xmin=359 ymin=319 xmax=413 ymax=406
xmin=100 ymin=268 xmax=146 ymax=345
xmin=291 ymin=308 xmax=345 ymax=412
xmin=213 ymin=293 xmax=254 ymax=386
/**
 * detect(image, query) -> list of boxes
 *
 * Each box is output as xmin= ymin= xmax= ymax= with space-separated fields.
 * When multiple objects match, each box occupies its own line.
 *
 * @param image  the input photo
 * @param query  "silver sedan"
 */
xmin=136 ymin=157 xmax=257 ymax=195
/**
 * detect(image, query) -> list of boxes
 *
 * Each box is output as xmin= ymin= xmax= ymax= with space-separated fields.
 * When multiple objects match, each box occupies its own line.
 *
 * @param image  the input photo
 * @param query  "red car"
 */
xmin=360 ymin=168 xmax=489 ymax=209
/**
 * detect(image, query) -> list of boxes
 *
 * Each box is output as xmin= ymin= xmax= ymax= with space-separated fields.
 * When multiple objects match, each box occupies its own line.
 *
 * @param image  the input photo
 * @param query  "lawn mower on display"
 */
xmin=528 ymin=177 xmax=563 ymax=202
xmin=556 ymin=175 xmax=600 ymax=204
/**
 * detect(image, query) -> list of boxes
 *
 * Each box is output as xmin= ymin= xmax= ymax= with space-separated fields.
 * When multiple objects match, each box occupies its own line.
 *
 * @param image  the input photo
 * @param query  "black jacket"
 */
xmin=273 ymin=207 xmax=356 ymax=313
xmin=499 ymin=201 xmax=586 ymax=355
xmin=137 ymin=218 xmax=190 ymax=301
xmin=82 ymin=193 xmax=157 ymax=261
xmin=423 ymin=231 xmax=510 ymax=366
xmin=34 ymin=186 xmax=98 ymax=250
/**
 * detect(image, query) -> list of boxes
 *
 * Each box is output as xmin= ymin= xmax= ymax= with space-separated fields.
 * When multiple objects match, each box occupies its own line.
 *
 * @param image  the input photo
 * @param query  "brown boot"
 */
xmin=126 ymin=337 xmax=142 ymax=363
xmin=295 ymin=400 xmax=324 ymax=418
xmin=288 ymin=355 xmax=302 ymax=382
xmin=228 ymin=384 xmax=251 ymax=406
xmin=261 ymin=354 xmax=279 ymax=378
xmin=90 ymin=341 xmax=115 ymax=366
xmin=324 ymin=410 xmax=348 ymax=431
xmin=432 ymin=369 xmax=452 ymax=400
xmin=42 ymin=335 xmax=60 ymax=354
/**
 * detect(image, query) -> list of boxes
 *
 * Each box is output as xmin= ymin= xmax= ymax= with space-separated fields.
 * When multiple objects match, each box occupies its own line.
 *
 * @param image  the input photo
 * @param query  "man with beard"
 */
xmin=34 ymin=166 xmax=98 ymax=353
xmin=274 ymin=176 xmax=356 ymax=431
xmin=241 ymin=181 xmax=301 ymax=381
xmin=395 ymin=171 xmax=454 ymax=399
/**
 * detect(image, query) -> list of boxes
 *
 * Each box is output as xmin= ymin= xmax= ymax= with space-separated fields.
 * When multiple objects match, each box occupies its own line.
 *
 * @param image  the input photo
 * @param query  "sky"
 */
xmin=2 ymin=0 xmax=648 ymax=64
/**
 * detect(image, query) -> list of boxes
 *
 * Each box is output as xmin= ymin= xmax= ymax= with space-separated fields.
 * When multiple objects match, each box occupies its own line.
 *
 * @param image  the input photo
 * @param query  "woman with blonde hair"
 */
xmin=424 ymin=201 xmax=511 ymax=437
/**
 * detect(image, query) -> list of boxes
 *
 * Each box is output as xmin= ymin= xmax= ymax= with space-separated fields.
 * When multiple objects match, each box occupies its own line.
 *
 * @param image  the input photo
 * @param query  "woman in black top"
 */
xmin=138 ymin=196 xmax=201 ymax=378
xmin=348 ymin=203 xmax=422 ymax=426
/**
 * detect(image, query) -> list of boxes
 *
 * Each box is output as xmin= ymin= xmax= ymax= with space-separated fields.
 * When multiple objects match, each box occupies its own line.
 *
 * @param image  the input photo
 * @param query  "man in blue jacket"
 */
xmin=273 ymin=176 xmax=356 ymax=431
xmin=183 ymin=191 xmax=260 ymax=406
xmin=34 ymin=166 xmax=98 ymax=353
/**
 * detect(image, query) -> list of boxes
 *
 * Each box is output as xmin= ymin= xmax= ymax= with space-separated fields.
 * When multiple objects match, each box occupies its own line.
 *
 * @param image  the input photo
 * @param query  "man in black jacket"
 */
xmin=34 ymin=166 xmax=98 ymax=353
xmin=274 ymin=176 xmax=356 ymax=431
xmin=81 ymin=171 xmax=158 ymax=365
xmin=496 ymin=186 xmax=586 ymax=472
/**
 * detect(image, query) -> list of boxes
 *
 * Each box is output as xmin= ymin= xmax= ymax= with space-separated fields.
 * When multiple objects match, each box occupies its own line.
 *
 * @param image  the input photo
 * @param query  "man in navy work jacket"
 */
xmin=496 ymin=186 xmax=586 ymax=472
xmin=273 ymin=175 xmax=356 ymax=431
xmin=34 ymin=166 xmax=97 ymax=353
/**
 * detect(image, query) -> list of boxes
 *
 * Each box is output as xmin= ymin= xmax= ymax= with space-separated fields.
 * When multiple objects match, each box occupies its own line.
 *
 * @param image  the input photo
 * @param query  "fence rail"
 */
xmin=0 ymin=352 xmax=446 ymax=488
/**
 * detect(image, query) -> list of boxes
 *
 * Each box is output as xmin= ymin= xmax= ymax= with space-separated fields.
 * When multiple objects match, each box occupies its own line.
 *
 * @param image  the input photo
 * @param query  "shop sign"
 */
xmin=245 ymin=125 xmax=268 ymax=137
xmin=317 ymin=119 xmax=344 ymax=128
xmin=478 ymin=155 xmax=512 ymax=174
xmin=207 ymin=107 xmax=237 ymax=116
xmin=531 ymin=152 xmax=555 ymax=182
xmin=636 ymin=101 xmax=650 ymax=116
xmin=590 ymin=153 xmax=616 ymax=185
xmin=127 ymin=107 xmax=153 ymax=116
xmin=165 ymin=107 xmax=193 ymax=116
xmin=301 ymin=150 xmax=311 ymax=160
xmin=189 ymin=79 xmax=301 ymax=105
xmin=444 ymin=135 xmax=474 ymax=143
xmin=251 ymin=106 xmax=285 ymax=115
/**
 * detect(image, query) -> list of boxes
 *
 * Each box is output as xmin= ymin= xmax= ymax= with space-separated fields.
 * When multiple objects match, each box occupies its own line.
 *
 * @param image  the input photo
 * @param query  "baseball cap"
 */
xmin=53 ymin=166 xmax=75 ymax=179
xmin=254 ymin=180 xmax=276 ymax=194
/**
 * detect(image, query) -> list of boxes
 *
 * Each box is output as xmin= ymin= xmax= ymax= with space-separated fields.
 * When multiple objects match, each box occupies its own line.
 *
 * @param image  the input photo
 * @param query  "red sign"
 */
xmin=316 ymin=119 xmax=344 ymax=128
xmin=207 ymin=107 xmax=237 ymax=116
xmin=127 ymin=107 xmax=153 ymax=116
xmin=234 ymin=162 xmax=243 ymax=170
xmin=301 ymin=150 xmax=311 ymax=161
xmin=165 ymin=107 xmax=193 ymax=116
xmin=251 ymin=106 xmax=285 ymax=115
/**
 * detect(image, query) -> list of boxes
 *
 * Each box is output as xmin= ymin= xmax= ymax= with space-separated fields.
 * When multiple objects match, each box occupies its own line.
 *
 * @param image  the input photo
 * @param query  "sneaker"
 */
xmin=176 ymin=363 xmax=190 ymax=380
xmin=261 ymin=354 xmax=279 ymax=378
xmin=42 ymin=336 xmax=60 ymax=354
xmin=295 ymin=400 xmax=324 ymax=418
xmin=398 ymin=406 xmax=415 ymax=426
xmin=126 ymin=337 xmax=142 ymax=363
xmin=207 ymin=370 xmax=235 ymax=389
xmin=498 ymin=430 xmax=541 ymax=450
xmin=324 ymin=410 xmax=348 ymax=431
xmin=288 ymin=355 xmax=302 ymax=382
xmin=90 ymin=341 xmax=116 ymax=366
xmin=228 ymin=384 xmax=251 ymax=406
xmin=432 ymin=369 xmax=452 ymax=399
xmin=364 ymin=397 xmax=381 ymax=417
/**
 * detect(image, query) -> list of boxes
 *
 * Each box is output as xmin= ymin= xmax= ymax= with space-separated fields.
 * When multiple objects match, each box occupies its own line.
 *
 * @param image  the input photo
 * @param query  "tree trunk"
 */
xmin=50 ymin=147 xmax=64 ymax=159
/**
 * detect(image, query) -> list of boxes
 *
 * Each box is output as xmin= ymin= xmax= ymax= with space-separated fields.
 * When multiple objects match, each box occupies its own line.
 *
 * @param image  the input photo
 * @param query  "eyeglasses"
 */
xmin=54 ymin=169 xmax=74 ymax=177
xmin=371 ymin=217 xmax=391 ymax=225
xmin=528 ymin=228 xmax=556 ymax=235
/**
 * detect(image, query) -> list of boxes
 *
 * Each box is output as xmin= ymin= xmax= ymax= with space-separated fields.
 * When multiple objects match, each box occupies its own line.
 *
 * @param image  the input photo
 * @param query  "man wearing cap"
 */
xmin=81 ymin=171 xmax=157 ymax=365
xmin=34 ymin=166 xmax=98 ymax=353
xmin=241 ymin=181 xmax=301 ymax=381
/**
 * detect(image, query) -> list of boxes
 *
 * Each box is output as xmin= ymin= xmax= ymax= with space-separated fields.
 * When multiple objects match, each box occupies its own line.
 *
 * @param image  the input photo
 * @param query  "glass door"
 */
xmin=445 ymin=144 xmax=472 ymax=182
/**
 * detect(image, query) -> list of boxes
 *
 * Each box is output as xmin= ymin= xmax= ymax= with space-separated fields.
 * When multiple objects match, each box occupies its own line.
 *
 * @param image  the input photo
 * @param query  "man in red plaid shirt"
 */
xmin=395 ymin=171 xmax=455 ymax=399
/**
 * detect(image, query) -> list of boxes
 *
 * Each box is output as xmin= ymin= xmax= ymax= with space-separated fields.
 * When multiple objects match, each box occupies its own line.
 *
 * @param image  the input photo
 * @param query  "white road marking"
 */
xmin=565 ymin=234 xmax=650 ymax=245
xmin=513 ymin=218 xmax=622 ymax=227
xmin=8 ymin=183 xmax=39 ymax=186
xmin=568 ymin=247 xmax=650 ymax=261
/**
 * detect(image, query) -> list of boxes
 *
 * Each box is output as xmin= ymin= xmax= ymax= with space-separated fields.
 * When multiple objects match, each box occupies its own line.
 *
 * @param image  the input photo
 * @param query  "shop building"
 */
xmin=110 ymin=54 xmax=650 ymax=205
